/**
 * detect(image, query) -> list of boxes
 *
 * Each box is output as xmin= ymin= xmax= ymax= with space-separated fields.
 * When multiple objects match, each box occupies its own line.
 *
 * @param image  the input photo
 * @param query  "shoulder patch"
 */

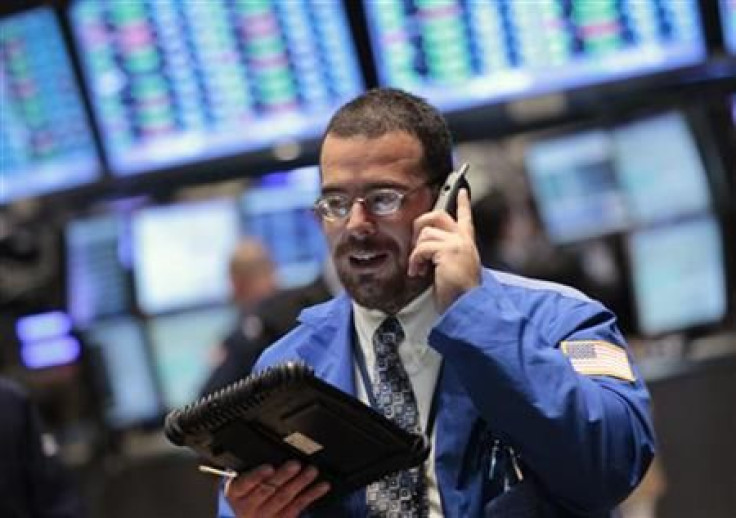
xmin=560 ymin=340 xmax=635 ymax=382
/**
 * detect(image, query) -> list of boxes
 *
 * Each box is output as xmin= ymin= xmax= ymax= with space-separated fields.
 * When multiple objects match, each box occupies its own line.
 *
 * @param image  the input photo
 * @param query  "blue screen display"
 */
xmin=131 ymin=198 xmax=241 ymax=314
xmin=147 ymin=305 xmax=235 ymax=410
xmin=241 ymin=165 xmax=327 ymax=288
xmin=721 ymin=0 xmax=736 ymax=53
xmin=66 ymin=213 xmax=133 ymax=327
xmin=627 ymin=215 xmax=727 ymax=336
xmin=524 ymin=129 xmax=629 ymax=244
xmin=16 ymin=311 xmax=81 ymax=370
xmin=363 ymin=0 xmax=706 ymax=113
xmin=612 ymin=111 xmax=711 ymax=225
xmin=525 ymin=111 xmax=711 ymax=244
xmin=69 ymin=0 xmax=364 ymax=176
xmin=84 ymin=316 xmax=162 ymax=428
xmin=0 ymin=8 xmax=101 ymax=203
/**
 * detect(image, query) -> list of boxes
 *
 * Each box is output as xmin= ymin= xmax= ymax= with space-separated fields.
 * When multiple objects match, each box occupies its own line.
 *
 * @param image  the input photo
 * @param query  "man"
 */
xmin=201 ymin=239 xmax=279 ymax=395
xmin=220 ymin=88 xmax=655 ymax=517
xmin=0 ymin=377 xmax=83 ymax=517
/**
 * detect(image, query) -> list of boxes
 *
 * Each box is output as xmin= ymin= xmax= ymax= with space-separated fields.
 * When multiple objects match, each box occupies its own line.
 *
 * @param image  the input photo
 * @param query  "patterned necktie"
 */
xmin=365 ymin=317 xmax=428 ymax=517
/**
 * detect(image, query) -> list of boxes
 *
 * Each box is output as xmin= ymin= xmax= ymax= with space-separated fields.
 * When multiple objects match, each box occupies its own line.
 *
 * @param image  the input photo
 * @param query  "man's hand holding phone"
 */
xmin=409 ymin=164 xmax=481 ymax=313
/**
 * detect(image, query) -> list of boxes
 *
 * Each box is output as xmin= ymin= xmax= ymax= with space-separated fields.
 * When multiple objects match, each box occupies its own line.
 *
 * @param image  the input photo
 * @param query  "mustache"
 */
xmin=335 ymin=235 xmax=395 ymax=256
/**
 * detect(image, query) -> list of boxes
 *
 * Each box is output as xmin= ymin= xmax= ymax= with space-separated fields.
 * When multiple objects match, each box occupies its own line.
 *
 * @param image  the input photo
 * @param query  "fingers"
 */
xmin=226 ymin=464 xmax=275 ymax=500
xmin=225 ymin=462 xmax=330 ymax=518
xmin=276 ymin=477 xmax=331 ymax=518
xmin=259 ymin=464 xmax=320 ymax=516
xmin=414 ymin=188 xmax=474 ymax=238
xmin=456 ymin=188 xmax=474 ymax=238
xmin=408 ymin=227 xmax=450 ymax=277
xmin=227 ymin=462 xmax=298 ymax=515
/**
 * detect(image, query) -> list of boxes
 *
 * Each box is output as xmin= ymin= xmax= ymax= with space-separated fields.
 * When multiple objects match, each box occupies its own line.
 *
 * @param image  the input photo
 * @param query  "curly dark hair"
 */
xmin=322 ymin=88 xmax=454 ymax=185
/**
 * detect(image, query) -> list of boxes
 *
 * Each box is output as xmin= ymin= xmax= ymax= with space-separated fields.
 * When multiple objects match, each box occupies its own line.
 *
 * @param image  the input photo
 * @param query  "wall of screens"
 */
xmin=0 ymin=7 xmax=101 ymax=203
xmin=363 ymin=0 xmax=706 ymax=114
xmin=68 ymin=0 xmax=364 ymax=176
xmin=524 ymin=109 xmax=729 ymax=336
xmin=2 ymin=0 xmax=730 ymax=205
xmin=525 ymin=111 xmax=712 ymax=244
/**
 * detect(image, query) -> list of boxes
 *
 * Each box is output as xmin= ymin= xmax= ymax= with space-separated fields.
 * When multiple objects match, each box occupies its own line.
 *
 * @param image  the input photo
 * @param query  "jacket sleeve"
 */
xmin=428 ymin=272 xmax=656 ymax=514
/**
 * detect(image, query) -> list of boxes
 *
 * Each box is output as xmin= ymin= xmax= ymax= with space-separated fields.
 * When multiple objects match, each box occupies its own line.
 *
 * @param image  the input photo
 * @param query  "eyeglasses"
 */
xmin=314 ymin=181 xmax=433 ymax=221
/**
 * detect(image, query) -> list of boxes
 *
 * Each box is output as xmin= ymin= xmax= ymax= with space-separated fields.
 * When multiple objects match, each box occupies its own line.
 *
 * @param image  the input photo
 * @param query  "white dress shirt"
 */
xmin=352 ymin=288 xmax=444 ymax=517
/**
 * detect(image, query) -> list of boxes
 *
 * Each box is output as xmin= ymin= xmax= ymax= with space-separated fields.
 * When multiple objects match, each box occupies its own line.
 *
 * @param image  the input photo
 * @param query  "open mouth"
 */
xmin=348 ymin=250 xmax=389 ymax=269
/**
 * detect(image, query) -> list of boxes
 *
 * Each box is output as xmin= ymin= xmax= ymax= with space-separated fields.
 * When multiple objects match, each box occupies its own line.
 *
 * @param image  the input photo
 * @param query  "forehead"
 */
xmin=319 ymin=131 xmax=425 ymax=187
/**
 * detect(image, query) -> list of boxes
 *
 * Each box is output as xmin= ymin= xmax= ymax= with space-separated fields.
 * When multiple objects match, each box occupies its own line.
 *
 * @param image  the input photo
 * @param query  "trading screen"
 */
xmin=364 ymin=0 xmax=705 ymax=113
xmin=721 ymin=0 xmax=736 ymax=53
xmin=131 ymin=198 xmax=240 ymax=314
xmin=628 ymin=215 xmax=727 ymax=336
xmin=70 ymin=0 xmax=364 ymax=175
xmin=525 ymin=110 xmax=711 ymax=244
xmin=0 ymin=7 xmax=101 ymax=202
xmin=66 ymin=214 xmax=133 ymax=328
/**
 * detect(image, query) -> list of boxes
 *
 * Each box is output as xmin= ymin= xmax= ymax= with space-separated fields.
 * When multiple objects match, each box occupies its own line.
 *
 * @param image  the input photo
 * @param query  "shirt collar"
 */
xmin=352 ymin=288 xmax=439 ymax=366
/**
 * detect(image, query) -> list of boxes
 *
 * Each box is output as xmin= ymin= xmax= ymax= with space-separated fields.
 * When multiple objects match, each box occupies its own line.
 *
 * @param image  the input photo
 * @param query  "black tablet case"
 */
xmin=164 ymin=362 xmax=430 ymax=501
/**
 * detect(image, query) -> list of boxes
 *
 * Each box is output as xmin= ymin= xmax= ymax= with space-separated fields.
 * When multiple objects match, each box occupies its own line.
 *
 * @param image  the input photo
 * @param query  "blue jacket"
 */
xmin=219 ymin=269 xmax=655 ymax=517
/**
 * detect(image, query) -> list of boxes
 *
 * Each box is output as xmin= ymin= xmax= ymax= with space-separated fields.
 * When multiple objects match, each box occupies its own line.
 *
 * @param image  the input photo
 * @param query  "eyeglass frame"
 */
xmin=313 ymin=179 xmax=440 ymax=222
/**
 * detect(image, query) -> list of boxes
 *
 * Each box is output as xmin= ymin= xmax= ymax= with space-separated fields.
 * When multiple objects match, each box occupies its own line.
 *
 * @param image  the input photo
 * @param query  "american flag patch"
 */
xmin=560 ymin=340 xmax=635 ymax=382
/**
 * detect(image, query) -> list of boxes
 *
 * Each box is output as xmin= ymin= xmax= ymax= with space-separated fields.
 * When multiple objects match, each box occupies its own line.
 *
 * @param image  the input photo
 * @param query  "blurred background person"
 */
xmin=200 ymin=238 xmax=279 ymax=396
xmin=0 ymin=376 xmax=84 ymax=518
xmin=470 ymin=189 xmax=514 ymax=272
xmin=201 ymin=241 xmax=341 ymax=396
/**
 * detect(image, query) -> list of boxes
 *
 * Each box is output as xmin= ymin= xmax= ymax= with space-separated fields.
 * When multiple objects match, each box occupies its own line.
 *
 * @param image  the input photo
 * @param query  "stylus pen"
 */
xmin=198 ymin=465 xmax=238 ymax=479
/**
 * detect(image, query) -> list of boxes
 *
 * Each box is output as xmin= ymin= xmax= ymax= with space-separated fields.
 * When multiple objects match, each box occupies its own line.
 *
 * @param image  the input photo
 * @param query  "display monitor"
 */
xmin=16 ymin=311 xmax=81 ymax=370
xmin=363 ymin=0 xmax=706 ymax=113
xmin=69 ymin=0 xmax=364 ymax=176
xmin=241 ymin=166 xmax=327 ymax=287
xmin=147 ymin=305 xmax=235 ymax=410
xmin=721 ymin=0 xmax=736 ymax=53
xmin=65 ymin=213 xmax=133 ymax=328
xmin=83 ymin=317 xmax=162 ymax=429
xmin=627 ymin=215 xmax=728 ymax=336
xmin=524 ymin=129 xmax=629 ymax=244
xmin=131 ymin=198 xmax=240 ymax=315
xmin=0 ymin=7 xmax=101 ymax=203
xmin=612 ymin=111 xmax=711 ymax=225
xmin=525 ymin=110 xmax=713 ymax=244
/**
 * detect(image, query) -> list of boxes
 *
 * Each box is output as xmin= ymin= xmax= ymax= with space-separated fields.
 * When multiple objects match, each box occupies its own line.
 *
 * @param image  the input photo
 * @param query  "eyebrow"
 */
xmin=320 ymin=181 xmax=412 ymax=195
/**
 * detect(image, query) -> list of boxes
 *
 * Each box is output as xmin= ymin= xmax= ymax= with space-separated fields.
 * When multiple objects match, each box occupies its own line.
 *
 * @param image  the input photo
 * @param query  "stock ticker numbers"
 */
xmin=70 ymin=0 xmax=363 ymax=176
xmin=0 ymin=8 xmax=101 ymax=202
xmin=364 ymin=0 xmax=705 ymax=112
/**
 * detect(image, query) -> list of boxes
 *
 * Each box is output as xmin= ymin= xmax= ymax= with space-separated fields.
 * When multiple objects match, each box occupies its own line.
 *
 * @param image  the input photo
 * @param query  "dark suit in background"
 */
xmin=0 ymin=377 xmax=83 ymax=518
xmin=199 ymin=276 xmax=333 ymax=396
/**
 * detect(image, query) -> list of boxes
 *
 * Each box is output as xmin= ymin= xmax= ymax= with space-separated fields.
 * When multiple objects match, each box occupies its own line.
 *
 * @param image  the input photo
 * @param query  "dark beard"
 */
xmin=336 ymin=256 xmax=432 ymax=314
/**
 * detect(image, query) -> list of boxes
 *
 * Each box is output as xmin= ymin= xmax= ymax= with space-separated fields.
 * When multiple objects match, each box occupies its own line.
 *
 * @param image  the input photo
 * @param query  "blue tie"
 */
xmin=365 ymin=317 xmax=428 ymax=517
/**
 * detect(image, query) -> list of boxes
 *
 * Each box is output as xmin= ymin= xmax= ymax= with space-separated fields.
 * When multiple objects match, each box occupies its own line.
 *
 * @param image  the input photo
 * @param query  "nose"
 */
xmin=344 ymin=199 xmax=376 ymax=236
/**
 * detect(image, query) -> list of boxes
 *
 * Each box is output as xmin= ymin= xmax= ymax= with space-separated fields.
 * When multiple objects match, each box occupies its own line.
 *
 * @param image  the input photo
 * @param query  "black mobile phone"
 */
xmin=433 ymin=163 xmax=470 ymax=218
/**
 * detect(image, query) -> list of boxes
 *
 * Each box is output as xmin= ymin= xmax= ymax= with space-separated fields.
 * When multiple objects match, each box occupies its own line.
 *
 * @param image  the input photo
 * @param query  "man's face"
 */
xmin=319 ymin=131 xmax=435 ymax=314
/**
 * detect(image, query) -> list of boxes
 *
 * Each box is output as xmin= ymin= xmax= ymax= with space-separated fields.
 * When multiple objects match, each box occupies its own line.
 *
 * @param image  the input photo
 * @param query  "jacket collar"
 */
xmin=296 ymin=293 xmax=357 ymax=396
xmin=297 ymin=294 xmax=483 ymax=515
